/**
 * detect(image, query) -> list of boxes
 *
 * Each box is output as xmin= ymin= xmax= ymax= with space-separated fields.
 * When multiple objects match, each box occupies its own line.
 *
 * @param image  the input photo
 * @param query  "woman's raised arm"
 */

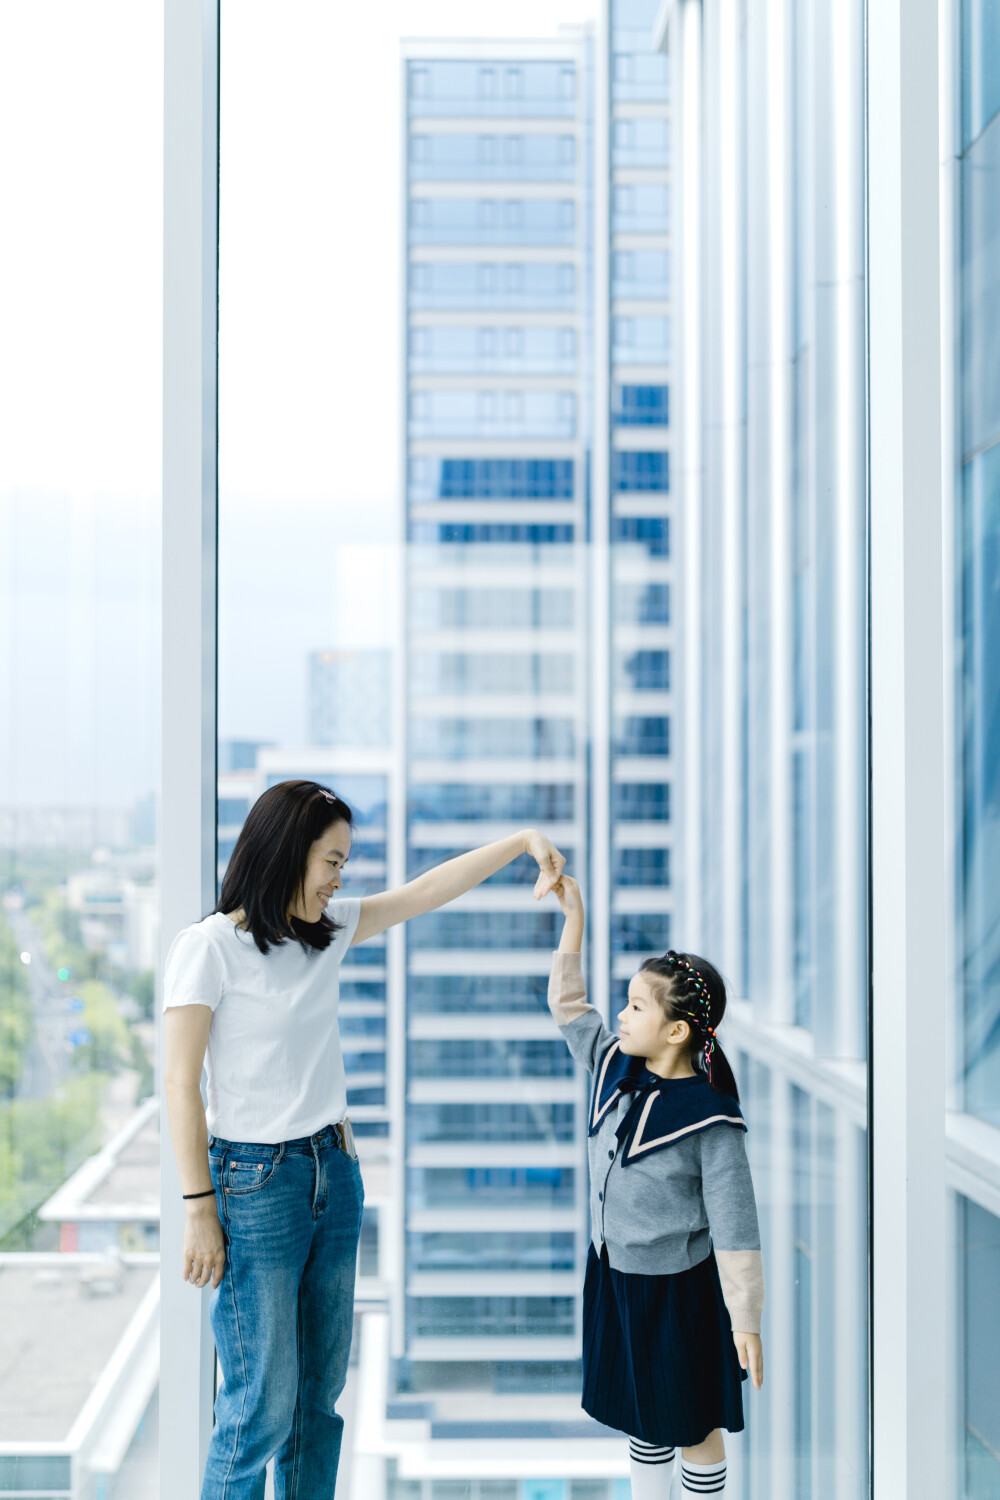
xmin=352 ymin=828 xmax=565 ymax=945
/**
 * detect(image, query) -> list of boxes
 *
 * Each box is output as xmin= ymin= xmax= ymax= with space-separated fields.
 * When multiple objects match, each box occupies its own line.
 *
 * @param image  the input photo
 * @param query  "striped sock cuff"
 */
xmin=680 ymin=1457 xmax=727 ymax=1494
xmin=629 ymin=1436 xmax=676 ymax=1465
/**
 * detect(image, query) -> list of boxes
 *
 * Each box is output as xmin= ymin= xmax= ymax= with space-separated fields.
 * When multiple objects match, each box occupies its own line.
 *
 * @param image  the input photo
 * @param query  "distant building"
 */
xmin=309 ymin=649 xmax=393 ymax=748
xmin=38 ymin=1096 xmax=160 ymax=1254
xmin=0 ymin=1251 xmax=159 ymax=1498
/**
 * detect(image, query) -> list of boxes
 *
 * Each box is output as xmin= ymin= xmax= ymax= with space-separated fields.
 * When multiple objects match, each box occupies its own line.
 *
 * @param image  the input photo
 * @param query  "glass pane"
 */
xmin=216 ymin=3 xmax=868 ymax=1498
xmin=0 ymin=4 xmax=162 ymax=1494
xmin=955 ymin=13 xmax=1000 ymax=1490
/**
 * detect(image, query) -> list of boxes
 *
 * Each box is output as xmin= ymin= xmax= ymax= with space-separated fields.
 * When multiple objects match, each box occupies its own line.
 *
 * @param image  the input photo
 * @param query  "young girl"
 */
xmin=546 ymin=876 xmax=764 ymax=1499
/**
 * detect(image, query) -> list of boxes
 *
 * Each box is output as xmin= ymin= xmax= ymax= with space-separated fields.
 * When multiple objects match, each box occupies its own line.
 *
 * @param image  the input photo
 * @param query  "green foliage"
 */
xmin=0 ymin=1074 xmax=105 ymax=1243
xmin=0 ymin=915 xmax=34 ymax=1098
xmin=131 ymin=969 xmax=156 ymax=1020
xmin=71 ymin=980 xmax=133 ymax=1074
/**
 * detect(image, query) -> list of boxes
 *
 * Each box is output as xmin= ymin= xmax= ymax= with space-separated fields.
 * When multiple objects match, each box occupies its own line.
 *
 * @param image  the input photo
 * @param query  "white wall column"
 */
xmin=868 ymin=0 xmax=948 ymax=1492
xmin=160 ymin=0 xmax=220 ymax=1488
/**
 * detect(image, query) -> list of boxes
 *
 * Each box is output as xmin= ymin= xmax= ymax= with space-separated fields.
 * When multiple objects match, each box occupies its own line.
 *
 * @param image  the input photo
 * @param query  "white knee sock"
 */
xmin=679 ymin=1456 xmax=727 ymax=1495
xmin=628 ymin=1436 xmax=676 ymax=1497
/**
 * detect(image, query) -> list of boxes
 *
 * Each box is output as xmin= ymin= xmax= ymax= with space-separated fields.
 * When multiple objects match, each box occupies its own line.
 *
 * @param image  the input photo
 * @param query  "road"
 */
xmin=4 ymin=904 xmax=77 ymax=1101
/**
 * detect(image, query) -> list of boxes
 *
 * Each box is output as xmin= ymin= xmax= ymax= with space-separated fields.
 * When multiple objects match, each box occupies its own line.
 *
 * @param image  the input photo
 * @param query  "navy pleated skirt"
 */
xmin=581 ymin=1243 xmax=747 ymax=1448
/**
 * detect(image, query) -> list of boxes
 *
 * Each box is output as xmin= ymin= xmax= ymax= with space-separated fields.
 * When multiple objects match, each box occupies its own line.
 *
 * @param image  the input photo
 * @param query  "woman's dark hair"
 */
xmin=216 ymin=780 xmax=353 ymax=954
xmin=638 ymin=950 xmax=740 ymax=1102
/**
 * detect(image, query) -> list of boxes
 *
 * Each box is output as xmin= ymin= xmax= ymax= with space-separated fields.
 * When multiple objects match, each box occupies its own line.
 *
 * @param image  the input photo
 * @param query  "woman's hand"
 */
xmin=182 ymin=1199 xmax=226 ymax=1289
xmin=525 ymin=829 xmax=566 ymax=899
xmin=734 ymin=1331 xmax=764 ymax=1390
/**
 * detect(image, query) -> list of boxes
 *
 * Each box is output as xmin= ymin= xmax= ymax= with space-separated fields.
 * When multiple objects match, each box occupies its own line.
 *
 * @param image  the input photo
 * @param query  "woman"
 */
xmin=163 ymin=778 xmax=565 ymax=1500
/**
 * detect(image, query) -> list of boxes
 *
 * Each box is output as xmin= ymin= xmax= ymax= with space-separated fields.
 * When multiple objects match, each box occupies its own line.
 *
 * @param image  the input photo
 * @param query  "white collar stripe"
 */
xmin=627 ymin=1107 xmax=744 ymax=1158
xmin=591 ymin=1042 xmax=622 ymax=1128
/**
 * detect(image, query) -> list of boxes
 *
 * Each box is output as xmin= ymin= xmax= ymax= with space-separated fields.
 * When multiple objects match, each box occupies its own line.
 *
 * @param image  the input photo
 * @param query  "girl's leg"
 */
xmin=679 ymin=1429 xmax=727 ymax=1495
xmin=628 ymin=1436 xmax=676 ymax=1497
xmin=272 ymin=1137 xmax=365 ymax=1500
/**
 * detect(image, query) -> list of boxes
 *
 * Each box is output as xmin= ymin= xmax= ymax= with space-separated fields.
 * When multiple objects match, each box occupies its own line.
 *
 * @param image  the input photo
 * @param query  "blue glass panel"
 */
xmin=347 ymin=1086 xmax=385 ymax=1106
xmin=408 ymin=60 xmax=577 ymax=118
xmin=409 ymin=782 xmax=574 ymax=820
xmin=960 ymin=109 xmax=1000 ymax=457
xmin=615 ymin=649 xmax=670 ymax=691
xmin=409 ymin=717 xmax=575 ymax=759
xmin=613 ymin=314 xmax=671 ymax=364
xmin=612 ymin=516 xmax=670 ymax=556
xmin=963 ymin=1197 xmax=1000 ymax=1495
xmin=409 ymin=260 xmax=576 ymax=310
xmin=407 ymin=974 xmax=550 ymax=1013
xmin=410 ymin=131 xmax=576 ymax=182
xmin=613 ymin=846 xmax=671 ymax=886
xmin=408 ymin=1037 xmax=571 ymax=1077
xmin=408 ymin=910 xmax=562 ymax=950
xmin=612 ymin=181 xmax=671 ymax=233
xmin=410 ymin=653 xmax=574 ymax=696
xmin=958 ymin=443 xmax=1000 ymax=1121
xmin=611 ymin=913 xmax=670 ymax=952
xmin=407 ymin=1296 xmax=576 ymax=1337
xmin=408 ymin=1103 xmax=575 ymax=1143
xmin=614 ymin=582 xmax=670 ymax=623
xmin=612 ymin=384 xmax=669 ymax=426
xmin=612 ymin=451 xmax=670 ymax=491
xmin=408 ymin=1166 xmax=575 ymax=1207
xmin=434 ymin=458 xmax=574 ymax=499
xmin=613 ymin=115 xmax=670 ymax=168
xmin=218 ymin=797 xmax=250 ymax=823
xmin=410 ymin=523 xmax=575 ymax=547
xmin=612 ymin=248 xmax=671 ymax=298
xmin=407 ymin=1230 xmax=576 ymax=1271
xmin=962 ymin=0 xmax=1000 ymax=147
xmin=410 ymin=197 xmax=576 ymax=247
xmin=612 ymin=783 xmax=671 ymax=821
xmin=612 ymin=715 xmax=670 ymax=756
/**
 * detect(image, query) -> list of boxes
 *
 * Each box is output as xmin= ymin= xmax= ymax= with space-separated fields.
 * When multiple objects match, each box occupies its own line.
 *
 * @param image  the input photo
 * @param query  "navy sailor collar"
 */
xmin=589 ymin=1039 xmax=746 ymax=1165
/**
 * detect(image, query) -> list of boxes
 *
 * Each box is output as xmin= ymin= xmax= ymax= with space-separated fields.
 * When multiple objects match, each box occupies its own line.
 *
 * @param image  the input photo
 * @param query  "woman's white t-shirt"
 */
xmin=162 ymin=899 xmax=361 ymax=1144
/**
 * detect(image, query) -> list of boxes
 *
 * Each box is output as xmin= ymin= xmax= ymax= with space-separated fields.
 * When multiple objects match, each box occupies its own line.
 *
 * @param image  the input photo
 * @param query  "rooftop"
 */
xmin=0 ymin=1255 xmax=158 ymax=1444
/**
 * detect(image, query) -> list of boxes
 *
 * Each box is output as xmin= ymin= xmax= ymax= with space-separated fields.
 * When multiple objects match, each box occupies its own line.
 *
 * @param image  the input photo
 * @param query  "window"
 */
xmin=612 ymin=451 xmax=670 ymax=491
xmin=611 ymin=783 xmax=671 ymax=821
xmin=613 ymin=847 xmax=671 ymax=886
xmin=612 ymin=516 xmax=670 ymax=556
xmin=613 ymin=384 xmax=669 ymax=426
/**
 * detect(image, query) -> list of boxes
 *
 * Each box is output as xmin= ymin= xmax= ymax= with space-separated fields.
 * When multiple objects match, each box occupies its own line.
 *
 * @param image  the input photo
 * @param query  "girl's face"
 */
xmin=293 ymin=819 xmax=352 ymax=923
xmin=617 ymin=973 xmax=692 ymax=1064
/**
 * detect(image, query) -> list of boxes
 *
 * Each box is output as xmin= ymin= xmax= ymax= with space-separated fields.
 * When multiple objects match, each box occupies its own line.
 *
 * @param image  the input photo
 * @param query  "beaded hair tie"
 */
xmin=662 ymin=949 xmax=717 ymax=1083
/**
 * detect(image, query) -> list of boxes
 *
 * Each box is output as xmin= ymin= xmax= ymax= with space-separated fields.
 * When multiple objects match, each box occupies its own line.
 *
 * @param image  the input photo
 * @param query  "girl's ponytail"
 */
xmin=638 ymin=950 xmax=740 ymax=1103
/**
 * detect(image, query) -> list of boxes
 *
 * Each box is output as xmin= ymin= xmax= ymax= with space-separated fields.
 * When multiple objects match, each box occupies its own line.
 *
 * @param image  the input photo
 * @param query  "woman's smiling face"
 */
xmin=293 ymin=819 xmax=352 ymax=923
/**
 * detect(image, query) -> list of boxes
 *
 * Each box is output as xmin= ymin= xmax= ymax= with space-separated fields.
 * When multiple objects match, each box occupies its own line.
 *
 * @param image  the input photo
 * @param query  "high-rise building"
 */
xmin=399 ymin=35 xmax=595 ymax=1411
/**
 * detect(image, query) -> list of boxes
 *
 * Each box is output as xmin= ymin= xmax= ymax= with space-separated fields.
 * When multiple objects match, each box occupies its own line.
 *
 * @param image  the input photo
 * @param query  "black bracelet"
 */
xmin=182 ymin=1188 xmax=216 ymax=1200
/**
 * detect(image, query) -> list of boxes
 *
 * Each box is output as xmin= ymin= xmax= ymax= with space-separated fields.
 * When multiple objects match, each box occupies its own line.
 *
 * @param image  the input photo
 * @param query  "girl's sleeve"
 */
xmin=699 ymin=1123 xmax=766 ymax=1334
xmin=547 ymin=950 xmax=616 ymax=1073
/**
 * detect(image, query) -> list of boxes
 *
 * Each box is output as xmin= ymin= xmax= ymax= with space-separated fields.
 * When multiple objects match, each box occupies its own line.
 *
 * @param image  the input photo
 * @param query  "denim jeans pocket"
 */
xmin=224 ymin=1155 xmax=278 ymax=1196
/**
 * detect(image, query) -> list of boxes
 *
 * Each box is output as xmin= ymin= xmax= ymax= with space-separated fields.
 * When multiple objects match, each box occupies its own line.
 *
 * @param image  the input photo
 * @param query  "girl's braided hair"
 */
xmin=637 ymin=950 xmax=740 ymax=1102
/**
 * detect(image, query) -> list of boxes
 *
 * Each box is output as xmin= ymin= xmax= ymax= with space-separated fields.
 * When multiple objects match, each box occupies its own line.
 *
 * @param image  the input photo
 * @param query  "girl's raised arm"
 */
xmin=352 ymin=828 xmax=564 ymax=945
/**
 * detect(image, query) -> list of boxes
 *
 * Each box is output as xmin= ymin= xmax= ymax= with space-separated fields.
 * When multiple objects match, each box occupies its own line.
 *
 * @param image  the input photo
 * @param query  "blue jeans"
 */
xmin=201 ymin=1124 xmax=364 ymax=1500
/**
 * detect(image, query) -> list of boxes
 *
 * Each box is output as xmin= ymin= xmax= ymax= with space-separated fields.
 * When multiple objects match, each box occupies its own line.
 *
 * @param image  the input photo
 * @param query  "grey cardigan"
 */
xmin=548 ymin=950 xmax=765 ymax=1335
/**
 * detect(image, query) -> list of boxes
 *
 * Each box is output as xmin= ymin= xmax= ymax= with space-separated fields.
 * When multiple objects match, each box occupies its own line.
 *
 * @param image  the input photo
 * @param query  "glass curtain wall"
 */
xmin=953 ymin=1 xmax=1000 ymax=1493
xmin=0 ymin=4 xmax=162 ymax=1496
xmin=673 ymin=0 xmax=869 ymax=1494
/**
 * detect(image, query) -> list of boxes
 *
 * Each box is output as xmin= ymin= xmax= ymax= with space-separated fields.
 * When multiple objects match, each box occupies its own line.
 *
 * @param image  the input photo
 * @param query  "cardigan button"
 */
xmin=598 ymin=1191 xmax=603 ymax=1202
xmin=608 ymin=1149 xmax=614 ymax=1159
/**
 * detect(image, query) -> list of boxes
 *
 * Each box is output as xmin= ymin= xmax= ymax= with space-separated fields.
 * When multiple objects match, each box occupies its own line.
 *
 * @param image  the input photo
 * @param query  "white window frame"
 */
xmin=160 ymin=0 xmax=220 ymax=1488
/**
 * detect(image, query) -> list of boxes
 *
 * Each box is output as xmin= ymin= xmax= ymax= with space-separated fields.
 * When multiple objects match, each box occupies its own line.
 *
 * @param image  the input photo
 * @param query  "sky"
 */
xmin=0 ymin=0 xmax=596 ymax=804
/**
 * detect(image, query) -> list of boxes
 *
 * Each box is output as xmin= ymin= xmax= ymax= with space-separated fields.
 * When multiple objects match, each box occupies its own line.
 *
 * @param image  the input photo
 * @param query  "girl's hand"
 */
xmin=551 ymin=874 xmax=584 ymax=952
xmin=551 ymin=874 xmax=584 ymax=920
xmin=734 ymin=1331 xmax=763 ymax=1390
xmin=182 ymin=1199 xmax=226 ymax=1289
xmin=524 ymin=829 xmax=566 ymax=899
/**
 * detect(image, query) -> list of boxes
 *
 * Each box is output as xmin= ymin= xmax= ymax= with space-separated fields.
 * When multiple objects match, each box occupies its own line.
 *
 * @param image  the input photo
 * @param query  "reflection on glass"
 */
xmin=0 ymin=5 xmax=161 ymax=1494
xmin=955 ymin=5 xmax=1000 ymax=1490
